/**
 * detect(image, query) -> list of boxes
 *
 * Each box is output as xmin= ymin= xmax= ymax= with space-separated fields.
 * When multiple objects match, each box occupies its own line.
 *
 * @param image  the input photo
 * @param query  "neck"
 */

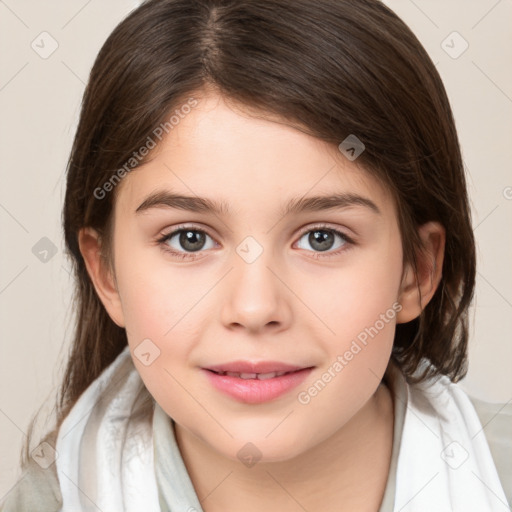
xmin=174 ymin=382 xmax=394 ymax=512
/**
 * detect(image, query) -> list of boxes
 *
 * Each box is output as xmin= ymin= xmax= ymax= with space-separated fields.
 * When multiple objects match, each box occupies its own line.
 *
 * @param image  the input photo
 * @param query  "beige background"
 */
xmin=0 ymin=0 xmax=511 ymax=500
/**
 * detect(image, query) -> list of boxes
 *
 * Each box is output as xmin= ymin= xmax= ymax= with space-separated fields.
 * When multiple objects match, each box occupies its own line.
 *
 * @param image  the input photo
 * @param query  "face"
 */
xmin=107 ymin=92 xmax=404 ymax=462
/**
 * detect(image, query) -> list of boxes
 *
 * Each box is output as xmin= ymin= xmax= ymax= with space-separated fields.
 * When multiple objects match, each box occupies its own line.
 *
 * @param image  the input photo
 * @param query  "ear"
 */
xmin=396 ymin=221 xmax=445 ymax=324
xmin=78 ymin=227 xmax=126 ymax=328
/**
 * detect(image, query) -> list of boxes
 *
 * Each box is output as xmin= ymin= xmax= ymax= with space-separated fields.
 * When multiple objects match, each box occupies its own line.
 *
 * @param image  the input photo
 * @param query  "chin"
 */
xmin=213 ymin=429 xmax=311 ymax=465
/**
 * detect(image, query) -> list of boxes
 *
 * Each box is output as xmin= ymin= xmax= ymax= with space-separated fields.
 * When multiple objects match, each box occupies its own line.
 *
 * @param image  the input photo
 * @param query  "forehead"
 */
xmin=114 ymin=93 xmax=395 ymax=220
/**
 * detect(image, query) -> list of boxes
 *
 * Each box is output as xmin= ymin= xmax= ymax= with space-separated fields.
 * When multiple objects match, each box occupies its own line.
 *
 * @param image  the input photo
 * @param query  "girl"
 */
xmin=2 ymin=0 xmax=510 ymax=511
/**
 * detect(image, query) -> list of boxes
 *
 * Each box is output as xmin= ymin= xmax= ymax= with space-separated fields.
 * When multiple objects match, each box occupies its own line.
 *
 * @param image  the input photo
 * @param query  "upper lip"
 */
xmin=204 ymin=361 xmax=312 ymax=374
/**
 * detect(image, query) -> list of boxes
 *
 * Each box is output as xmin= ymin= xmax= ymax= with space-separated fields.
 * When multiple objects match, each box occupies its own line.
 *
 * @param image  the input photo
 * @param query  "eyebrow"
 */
xmin=135 ymin=190 xmax=381 ymax=217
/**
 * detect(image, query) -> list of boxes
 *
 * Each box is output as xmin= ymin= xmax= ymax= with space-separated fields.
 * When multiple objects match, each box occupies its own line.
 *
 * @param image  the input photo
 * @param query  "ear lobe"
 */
xmin=78 ymin=227 xmax=126 ymax=328
xmin=396 ymin=221 xmax=445 ymax=324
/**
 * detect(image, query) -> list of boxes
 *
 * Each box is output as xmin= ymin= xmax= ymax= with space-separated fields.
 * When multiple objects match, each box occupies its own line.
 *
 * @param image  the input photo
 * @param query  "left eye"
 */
xmin=296 ymin=228 xmax=349 ymax=253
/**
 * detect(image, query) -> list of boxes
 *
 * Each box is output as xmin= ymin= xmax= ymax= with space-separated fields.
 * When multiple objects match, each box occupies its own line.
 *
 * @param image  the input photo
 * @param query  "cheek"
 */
xmin=119 ymin=275 xmax=198 ymax=416
xmin=305 ymin=239 xmax=402 ymax=343
xmin=112 ymin=238 xmax=209 ymax=402
xmin=297 ymin=236 xmax=402 ymax=410
xmin=113 ymin=232 xmax=191 ymax=335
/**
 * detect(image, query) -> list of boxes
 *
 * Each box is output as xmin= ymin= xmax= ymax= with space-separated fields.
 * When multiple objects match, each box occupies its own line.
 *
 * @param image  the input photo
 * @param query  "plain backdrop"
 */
xmin=1 ymin=0 xmax=511 ymax=500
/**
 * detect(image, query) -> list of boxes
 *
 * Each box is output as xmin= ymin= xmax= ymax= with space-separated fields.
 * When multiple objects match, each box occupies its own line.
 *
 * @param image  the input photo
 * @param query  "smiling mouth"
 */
xmin=203 ymin=366 xmax=314 ymax=404
xmin=207 ymin=369 xmax=299 ymax=380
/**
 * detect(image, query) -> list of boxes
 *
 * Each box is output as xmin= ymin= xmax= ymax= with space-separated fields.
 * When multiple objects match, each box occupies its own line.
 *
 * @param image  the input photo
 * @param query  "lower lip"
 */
xmin=202 ymin=368 xmax=313 ymax=404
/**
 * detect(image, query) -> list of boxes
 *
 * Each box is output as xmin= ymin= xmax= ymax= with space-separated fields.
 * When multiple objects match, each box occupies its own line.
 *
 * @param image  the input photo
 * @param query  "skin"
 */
xmin=80 ymin=91 xmax=445 ymax=511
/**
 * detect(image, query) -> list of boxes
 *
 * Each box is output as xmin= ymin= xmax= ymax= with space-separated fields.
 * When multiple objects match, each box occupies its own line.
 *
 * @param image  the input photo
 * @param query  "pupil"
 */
xmin=180 ymin=231 xmax=205 ymax=252
xmin=309 ymin=230 xmax=333 ymax=251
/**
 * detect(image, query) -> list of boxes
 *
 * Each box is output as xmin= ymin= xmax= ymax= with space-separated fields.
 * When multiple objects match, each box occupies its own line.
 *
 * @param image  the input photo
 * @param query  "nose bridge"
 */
xmin=220 ymin=234 xmax=290 ymax=331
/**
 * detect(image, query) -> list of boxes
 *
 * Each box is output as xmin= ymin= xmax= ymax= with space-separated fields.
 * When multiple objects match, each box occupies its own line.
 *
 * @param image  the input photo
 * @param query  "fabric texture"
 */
xmin=388 ymin=360 xmax=509 ymax=511
xmin=55 ymin=347 xmax=160 ymax=512
xmin=1 ymin=344 xmax=510 ymax=512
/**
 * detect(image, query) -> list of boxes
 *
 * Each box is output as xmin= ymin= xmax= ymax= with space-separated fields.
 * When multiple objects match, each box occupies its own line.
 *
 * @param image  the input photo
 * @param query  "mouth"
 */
xmin=202 ymin=365 xmax=314 ymax=404
xmin=204 ymin=360 xmax=310 ymax=374
xmin=205 ymin=369 xmax=298 ymax=380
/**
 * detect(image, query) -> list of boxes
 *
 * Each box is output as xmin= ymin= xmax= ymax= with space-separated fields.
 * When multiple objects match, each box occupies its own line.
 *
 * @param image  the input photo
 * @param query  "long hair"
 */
xmin=22 ymin=0 xmax=475 ymax=468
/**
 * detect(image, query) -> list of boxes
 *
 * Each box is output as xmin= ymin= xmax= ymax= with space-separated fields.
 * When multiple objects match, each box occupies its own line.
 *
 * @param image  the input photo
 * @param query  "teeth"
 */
xmin=215 ymin=370 xmax=289 ymax=379
xmin=229 ymin=372 xmax=257 ymax=379
xmin=257 ymin=372 xmax=278 ymax=380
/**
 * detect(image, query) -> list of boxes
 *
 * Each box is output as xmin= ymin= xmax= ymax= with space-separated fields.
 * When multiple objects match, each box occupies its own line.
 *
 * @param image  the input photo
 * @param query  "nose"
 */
xmin=220 ymin=249 xmax=292 ymax=334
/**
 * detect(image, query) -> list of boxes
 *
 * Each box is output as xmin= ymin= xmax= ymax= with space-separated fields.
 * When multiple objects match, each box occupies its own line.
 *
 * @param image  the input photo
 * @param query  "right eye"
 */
xmin=157 ymin=226 xmax=217 ymax=260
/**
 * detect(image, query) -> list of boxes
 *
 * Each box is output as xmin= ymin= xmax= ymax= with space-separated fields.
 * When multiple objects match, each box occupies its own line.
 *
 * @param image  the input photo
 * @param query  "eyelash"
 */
xmin=155 ymin=223 xmax=355 ymax=261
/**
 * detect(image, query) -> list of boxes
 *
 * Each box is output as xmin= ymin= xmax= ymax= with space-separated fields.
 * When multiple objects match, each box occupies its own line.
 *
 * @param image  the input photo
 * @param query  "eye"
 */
xmin=157 ymin=226 xmax=216 ymax=259
xmin=295 ymin=225 xmax=353 ymax=257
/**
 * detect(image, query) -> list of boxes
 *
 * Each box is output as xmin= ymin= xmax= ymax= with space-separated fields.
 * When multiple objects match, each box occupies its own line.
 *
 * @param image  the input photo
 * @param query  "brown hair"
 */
xmin=22 ymin=0 xmax=475 ymax=467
